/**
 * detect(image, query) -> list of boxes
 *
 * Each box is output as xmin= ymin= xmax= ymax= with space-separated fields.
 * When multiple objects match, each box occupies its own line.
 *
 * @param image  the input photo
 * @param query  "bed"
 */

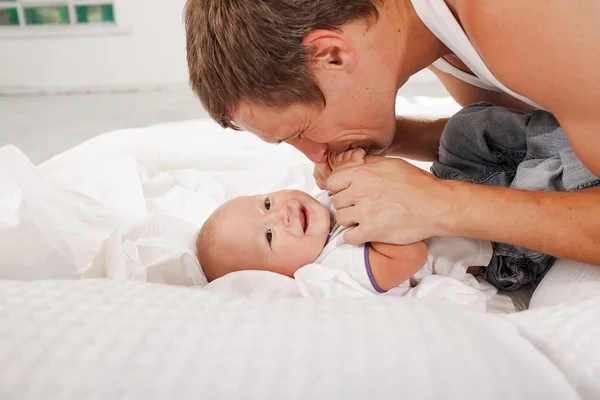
xmin=1 ymin=99 xmax=599 ymax=399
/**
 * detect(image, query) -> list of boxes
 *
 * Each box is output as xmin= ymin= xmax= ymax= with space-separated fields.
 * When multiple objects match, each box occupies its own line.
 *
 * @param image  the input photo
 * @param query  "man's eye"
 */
xmin=264 ymin=197 xmax=271 ymax=210
xmin=266 ymin=229 xmax=273 ymax=244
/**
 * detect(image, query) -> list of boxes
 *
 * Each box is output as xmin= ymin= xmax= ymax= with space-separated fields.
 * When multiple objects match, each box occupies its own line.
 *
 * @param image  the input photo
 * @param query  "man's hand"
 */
xmin=328 ymin=157 xmax=451 ymax=246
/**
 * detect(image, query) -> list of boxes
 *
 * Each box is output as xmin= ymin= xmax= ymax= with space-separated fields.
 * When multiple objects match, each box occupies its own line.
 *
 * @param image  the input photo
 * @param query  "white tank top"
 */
xmin=410 ymin=0 xmax=546 ymax=110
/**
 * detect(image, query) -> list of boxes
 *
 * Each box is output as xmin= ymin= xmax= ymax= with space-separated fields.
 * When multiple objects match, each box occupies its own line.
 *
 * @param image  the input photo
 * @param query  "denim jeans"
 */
xmin=431 ymin=102 xmax=600 ymax=291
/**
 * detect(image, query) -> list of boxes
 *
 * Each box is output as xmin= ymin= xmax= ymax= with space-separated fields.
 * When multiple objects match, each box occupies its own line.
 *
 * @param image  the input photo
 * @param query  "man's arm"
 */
xmin=438 ymin=182 xmax=600 ymax=265
xmin=388 ymin=66 xmax=534 ymax=162
xmin=368 ymin=241 xmax=428 ymax=291
xmin=328 ymin=156 xmax=600 ymax=265
xmin=385 ymin=116 xmax=448 ymax=161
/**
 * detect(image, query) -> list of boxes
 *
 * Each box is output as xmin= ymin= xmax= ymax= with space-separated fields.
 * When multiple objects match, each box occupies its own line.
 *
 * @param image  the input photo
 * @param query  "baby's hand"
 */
xmin=327 ymin=148 xmax=366 ymax=172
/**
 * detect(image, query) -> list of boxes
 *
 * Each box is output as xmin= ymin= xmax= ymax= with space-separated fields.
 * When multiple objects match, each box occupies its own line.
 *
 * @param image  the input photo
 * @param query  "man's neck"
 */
xmin=385 ymin=0 xmax=451 ymax=85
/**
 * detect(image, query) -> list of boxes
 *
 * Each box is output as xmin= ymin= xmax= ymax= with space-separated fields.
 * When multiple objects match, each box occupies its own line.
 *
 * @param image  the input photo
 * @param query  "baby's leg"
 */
xmin=431 ymin=101 xmax=528 ymax=186
xmin=431 ymin=103 xmax=554 ymax=291
xmin=483 ymin=244 xmax=553 ymax=292
xmin=511 ymin=108 xmax=600 ymax=192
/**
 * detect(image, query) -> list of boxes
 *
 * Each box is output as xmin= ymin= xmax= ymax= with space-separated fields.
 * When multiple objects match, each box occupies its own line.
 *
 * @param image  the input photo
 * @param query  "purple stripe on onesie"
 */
xmin=364 ymin=243 xmax=387 ymax=293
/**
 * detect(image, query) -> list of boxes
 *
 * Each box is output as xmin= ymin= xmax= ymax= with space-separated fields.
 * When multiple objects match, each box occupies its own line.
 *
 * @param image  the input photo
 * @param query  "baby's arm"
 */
xmin=368 ymin=242 xmax=428 ymax=291
xmin=329 ymin=149 xmax=429 ymax=290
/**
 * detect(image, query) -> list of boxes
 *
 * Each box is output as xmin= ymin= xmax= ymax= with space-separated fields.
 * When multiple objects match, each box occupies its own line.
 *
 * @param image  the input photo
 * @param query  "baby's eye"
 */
xmin=266 ymin=229 xmax=273 ymax=244
xmin=297 ymin=132 xmax=303 ymax=140
xmin=264 ymin=197 xmax=271 ymax=211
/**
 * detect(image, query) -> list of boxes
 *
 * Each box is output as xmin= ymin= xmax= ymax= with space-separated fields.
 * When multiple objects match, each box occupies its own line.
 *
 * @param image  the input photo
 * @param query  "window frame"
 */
xmin=0 ymin=0 xmax=129 ymax=38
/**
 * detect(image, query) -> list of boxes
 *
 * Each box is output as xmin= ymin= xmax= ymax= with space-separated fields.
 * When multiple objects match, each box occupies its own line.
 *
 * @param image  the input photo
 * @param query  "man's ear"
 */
xmin=302 ymin=30 xmax=358 ymax=73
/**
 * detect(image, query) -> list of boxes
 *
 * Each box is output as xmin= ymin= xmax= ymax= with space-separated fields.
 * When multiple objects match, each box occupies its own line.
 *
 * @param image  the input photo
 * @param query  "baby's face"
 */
xmin=214 ymin=190 xmax=331 ymax=277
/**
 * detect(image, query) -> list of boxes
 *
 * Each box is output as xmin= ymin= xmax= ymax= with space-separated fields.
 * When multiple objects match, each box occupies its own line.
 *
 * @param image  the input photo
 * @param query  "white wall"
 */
xmin=0 ymin=0 xmax=190 ymax=93
xmin=0 ymin=0 xmax=439 ymax=94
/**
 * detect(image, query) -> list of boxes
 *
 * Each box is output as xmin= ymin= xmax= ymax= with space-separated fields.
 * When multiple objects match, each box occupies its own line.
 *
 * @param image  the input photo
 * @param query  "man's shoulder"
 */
xmin=457 ymin=0 xmax=600 ymax=119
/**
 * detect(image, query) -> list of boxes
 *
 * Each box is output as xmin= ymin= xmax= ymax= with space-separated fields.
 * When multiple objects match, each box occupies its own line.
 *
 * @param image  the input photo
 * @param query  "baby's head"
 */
xmin=197 ymin=190 xmax=331 ymax=281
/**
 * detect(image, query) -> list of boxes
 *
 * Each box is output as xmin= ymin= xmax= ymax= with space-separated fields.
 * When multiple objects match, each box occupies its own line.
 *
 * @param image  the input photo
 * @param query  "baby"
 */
xmin=196 ymin=149 xmax=492 ymax=294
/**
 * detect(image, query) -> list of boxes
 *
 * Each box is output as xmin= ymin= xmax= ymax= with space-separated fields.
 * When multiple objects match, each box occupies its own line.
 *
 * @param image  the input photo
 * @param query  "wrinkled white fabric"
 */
xmin=402 ymin=275 xmax=497 ymax=313
xmin=86 ymin=213 xmax=206 ymax=286
xmin=0 ymin=146 xmax=132 ymax=279
xmin=0 ymin=121 xmax=315 ymax=284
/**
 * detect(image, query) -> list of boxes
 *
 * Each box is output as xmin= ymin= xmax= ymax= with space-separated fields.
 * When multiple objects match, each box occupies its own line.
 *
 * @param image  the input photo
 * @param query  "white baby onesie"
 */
xmin=313 ymin=192 xmax=493 ymax=294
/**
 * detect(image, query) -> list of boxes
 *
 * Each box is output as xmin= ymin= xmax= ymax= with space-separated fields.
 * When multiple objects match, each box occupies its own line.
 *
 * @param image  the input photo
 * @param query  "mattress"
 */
xmin=0 ymin=279 xmax=590 ymax=400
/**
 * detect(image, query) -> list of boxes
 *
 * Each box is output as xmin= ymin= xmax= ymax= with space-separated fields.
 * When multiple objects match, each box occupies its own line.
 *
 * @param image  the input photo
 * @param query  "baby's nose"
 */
xmin=279 ymin=204 xmax=292 ymax=227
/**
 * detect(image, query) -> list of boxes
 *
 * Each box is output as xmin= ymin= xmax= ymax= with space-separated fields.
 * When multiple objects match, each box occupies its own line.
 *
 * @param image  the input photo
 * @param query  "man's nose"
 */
xmin=292 ymin=138 xmax=327 ymax=164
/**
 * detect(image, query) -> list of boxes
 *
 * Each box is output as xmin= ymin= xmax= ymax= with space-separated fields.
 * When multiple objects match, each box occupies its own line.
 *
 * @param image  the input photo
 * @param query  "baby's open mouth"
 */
xmin=300 ymin=206 xmax=308 ymax=233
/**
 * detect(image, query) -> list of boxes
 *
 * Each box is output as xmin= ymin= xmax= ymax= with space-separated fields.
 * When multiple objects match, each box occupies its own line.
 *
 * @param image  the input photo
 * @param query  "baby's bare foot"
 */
xmin=327 ymin=148 xmax=366 ymax=171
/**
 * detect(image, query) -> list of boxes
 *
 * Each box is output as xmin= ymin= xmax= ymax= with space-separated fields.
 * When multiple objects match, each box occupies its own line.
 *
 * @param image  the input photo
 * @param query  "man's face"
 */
xmin=232 ymin=93 xmax=397 ymax=163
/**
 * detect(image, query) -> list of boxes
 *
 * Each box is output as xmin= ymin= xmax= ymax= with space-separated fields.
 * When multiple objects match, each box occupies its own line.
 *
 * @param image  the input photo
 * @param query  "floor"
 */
xmin=0 ymin=81 xmax=450 ymax=165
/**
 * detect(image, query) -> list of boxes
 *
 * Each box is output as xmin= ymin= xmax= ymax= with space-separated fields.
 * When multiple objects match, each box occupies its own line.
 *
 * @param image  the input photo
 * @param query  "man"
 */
xmin=185 ymin=0 xmax=600 ymax=270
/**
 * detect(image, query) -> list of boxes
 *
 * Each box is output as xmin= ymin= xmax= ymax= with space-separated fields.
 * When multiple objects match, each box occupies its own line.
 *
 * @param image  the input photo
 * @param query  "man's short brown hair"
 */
xmin=185 ymin=0 xmax=379 ymax=130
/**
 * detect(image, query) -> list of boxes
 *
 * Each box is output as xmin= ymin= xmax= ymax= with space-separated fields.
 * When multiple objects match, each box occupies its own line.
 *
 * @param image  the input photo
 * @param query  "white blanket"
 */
xmin=0 ymin=119 xmax=499 ymax=310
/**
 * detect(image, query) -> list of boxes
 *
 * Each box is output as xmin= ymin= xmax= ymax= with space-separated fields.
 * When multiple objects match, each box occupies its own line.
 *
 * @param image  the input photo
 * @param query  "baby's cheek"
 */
xmin=278 ymin=235 xmax=324 ymax=269
xmin=298 ymin=238 xmax=326 ymax=264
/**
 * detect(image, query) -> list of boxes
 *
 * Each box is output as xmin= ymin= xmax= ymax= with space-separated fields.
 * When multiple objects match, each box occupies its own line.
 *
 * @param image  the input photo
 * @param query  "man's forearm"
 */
xmin=385 ymin=116 xmax=449 ymax=161
xmin=439 ymin=181 xmax=600 ymax=265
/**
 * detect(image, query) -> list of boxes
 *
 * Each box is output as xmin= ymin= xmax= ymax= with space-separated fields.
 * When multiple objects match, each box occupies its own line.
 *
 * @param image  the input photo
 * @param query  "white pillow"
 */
xmin=531 ymin=259 xmax=600 ymax=308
